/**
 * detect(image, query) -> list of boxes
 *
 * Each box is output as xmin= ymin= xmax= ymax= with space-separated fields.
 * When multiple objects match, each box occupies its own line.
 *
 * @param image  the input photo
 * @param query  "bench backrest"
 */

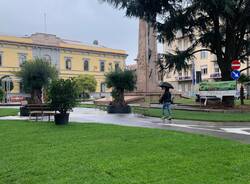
xmin=25 ymin=104 xmax=55 ymax=111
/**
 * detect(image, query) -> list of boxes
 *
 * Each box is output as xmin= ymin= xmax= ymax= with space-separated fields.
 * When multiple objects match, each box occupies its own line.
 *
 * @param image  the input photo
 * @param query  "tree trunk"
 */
xmin=30 ymin=88 xmax=42 ymax=104
xmin=240 ymin=85 xmax=244 ymax=105
xmin=218 ymin=59 xmax=235 ymax=107
xmin=219 ymin=59 xmax=232 ymax=81
xmin=112 ymin=88 xmax=126 ymax=107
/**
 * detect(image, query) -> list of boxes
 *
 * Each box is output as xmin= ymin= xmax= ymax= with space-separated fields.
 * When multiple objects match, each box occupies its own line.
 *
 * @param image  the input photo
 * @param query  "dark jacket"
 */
xmin=159 ymin=91 xmax=172 ymax=104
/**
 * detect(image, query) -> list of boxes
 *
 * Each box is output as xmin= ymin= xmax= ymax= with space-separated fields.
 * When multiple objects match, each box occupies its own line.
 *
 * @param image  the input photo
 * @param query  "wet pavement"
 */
xmin=1 ymin=107 xmax=250 ymax=143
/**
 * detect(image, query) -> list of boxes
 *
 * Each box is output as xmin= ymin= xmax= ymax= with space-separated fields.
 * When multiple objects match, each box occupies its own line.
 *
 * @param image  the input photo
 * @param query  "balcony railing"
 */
xmin=210 ymin=73 xmax=221 ymax=79
xmin=175 ymin=76 xmax=192 ymax=81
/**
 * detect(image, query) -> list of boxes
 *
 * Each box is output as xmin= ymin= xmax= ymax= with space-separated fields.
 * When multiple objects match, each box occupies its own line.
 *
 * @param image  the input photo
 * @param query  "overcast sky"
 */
xmin=0 ymin=0 xmax=139 ymax=64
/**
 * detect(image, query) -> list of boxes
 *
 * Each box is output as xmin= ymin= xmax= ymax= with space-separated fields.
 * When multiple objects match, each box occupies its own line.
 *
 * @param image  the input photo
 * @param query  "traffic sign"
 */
xmin=231 ymin=60 xmax=241 ymax=70
xmin=231 ymin=70 xmax=241 ymax=80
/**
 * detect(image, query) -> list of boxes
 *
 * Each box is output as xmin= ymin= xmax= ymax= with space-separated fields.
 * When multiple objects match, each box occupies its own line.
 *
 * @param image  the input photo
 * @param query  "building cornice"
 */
xmin=0 ymin=39 xmax=128 ymax=58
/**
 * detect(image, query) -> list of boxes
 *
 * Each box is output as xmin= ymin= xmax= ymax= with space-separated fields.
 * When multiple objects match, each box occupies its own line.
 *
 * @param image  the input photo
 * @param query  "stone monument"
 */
xmin=136 ymin=19 xmax=161 ymax=94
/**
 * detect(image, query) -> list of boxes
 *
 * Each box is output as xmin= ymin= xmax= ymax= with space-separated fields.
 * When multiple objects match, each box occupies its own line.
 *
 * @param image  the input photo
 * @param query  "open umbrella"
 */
xmin=159 ymin=82 xmax=174 ymax=89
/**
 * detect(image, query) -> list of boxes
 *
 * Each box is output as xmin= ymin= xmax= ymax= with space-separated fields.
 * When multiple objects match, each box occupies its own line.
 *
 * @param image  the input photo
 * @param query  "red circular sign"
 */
xmin=231 ymin=60 xmax=241 ymax=70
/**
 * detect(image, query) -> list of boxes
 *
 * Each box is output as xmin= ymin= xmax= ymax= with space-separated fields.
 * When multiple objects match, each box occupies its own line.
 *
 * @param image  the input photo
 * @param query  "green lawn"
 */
xmin=78 ymin=104 xmax=97 ymax=108
xmin=78 ymin=104 xmax=250 ymax=122
xmin=174 ymin=98 xmax=196 ymax=105
xmin=174 ymin=98 xmax=250 ymax=106
xmin=0 ymin=121 xmax=250 ymax=184
xmin=236 ymin=99 xmax=250 ymax=106
xmin=139 ymin=108 xmax=250 ymax=122
xmin=0 ymin=108 xmax=19 ymax=117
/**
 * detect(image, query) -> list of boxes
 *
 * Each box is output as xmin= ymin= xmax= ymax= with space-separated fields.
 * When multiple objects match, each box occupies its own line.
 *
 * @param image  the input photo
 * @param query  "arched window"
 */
xmin=19 ymin=53 xmax=27 ymax=66
xmin=115 ymin=63 xmax=120 ymax=71
xmin=65 ymin=58 xmax=72 ymax=70
xmin=100 ymin=60 xmax=105 ymax=72
xmin=84 ymin=59 xmax=89 ymax=71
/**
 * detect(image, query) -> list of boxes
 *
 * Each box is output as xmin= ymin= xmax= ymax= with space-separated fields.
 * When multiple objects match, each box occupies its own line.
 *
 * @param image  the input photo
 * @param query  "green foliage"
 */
xmin=48 ymin=79 xmax=79 ymax=114
xmin=105 ymin=70 xmax=136 ymax=106
xmin=238 ymin=74 xmax=250 ymax=105
xmin=102 ymin=0 xmax=250 ymax=80
xmin=238 ymin=74 xmax=250 ymax=84
xmin=105 ymin=70 xmax=136 ymax=91
xmin=0 ymin=88 xmax=4 ymax=102
xmin=74 ymin=75 xmax=97 ymax=97
xmin=0 ymin=108 xmax=19 ymax=117
xmin=17 ymin=58 xmax=58 ymax=92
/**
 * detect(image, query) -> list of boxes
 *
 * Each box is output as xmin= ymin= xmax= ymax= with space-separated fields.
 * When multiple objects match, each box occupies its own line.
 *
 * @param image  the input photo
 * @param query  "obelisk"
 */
xmin=136 ymin=19 xmax=160 ymax=93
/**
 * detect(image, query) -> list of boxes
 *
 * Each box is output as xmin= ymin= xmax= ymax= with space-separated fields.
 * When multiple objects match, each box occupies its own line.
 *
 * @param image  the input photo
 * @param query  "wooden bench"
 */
xmin=24 ymin=104 xmax=57 ymax=121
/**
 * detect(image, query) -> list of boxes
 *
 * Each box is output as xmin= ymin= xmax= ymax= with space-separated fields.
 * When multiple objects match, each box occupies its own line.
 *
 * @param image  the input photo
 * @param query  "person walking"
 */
xmin=159 ymin=88 xmax=172 ymax=122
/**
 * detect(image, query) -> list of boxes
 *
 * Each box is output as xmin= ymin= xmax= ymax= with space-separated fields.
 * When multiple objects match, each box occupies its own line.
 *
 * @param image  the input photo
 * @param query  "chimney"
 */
xmin=93 ymin=40 xmax=99 ymax=45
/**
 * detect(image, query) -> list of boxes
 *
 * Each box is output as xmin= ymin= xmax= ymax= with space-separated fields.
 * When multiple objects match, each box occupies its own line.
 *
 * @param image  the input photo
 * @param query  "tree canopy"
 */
xmin=105 ymin=70 xmax=136 ymax=106
xmin=74 ymin=75 xmax=97 ymax=96
xmin=101 ymin=0 xmax=250 ymax=81
xmin=17 ymin=58 xmax=58 ymax=103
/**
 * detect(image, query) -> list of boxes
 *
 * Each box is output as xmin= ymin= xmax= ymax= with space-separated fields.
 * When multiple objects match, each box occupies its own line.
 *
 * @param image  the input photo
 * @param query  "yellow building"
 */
xmin=0 ymin=33 xmax=127 ymax=99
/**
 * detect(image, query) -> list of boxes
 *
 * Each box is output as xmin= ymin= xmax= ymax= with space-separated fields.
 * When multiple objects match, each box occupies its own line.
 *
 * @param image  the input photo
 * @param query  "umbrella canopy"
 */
xmin=159 ymin=82 xmax=174 ymax=89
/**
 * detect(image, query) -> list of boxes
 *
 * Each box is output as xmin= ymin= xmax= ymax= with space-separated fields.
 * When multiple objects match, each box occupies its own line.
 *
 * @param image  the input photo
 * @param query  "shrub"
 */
xmin=48 ymin=79 xmax=79 ymax=114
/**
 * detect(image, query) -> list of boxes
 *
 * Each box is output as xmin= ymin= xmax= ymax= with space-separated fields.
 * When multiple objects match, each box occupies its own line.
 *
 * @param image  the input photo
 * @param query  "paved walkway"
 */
xmin=1 ymin=107 xmax=250 ymax=143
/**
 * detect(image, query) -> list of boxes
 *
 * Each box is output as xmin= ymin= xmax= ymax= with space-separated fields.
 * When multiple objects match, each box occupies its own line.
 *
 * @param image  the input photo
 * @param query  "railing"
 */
xmin=210 ymin=73 xmax=221 ymax=79
xmin=175 ymin=76 xmax=192 ymax=81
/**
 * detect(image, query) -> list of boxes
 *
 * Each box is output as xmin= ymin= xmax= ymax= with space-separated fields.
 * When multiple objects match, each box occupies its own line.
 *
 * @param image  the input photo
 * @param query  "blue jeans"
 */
xmin=162 ymin=102 xmax=172 ymax=118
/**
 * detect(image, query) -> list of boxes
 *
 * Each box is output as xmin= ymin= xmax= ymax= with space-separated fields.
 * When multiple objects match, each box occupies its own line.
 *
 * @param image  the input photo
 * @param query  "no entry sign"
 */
xmin=231 ymin=60 xmax=241 ymax=70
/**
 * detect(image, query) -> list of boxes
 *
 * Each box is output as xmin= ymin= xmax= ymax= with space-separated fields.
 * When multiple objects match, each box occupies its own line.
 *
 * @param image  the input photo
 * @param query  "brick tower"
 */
xmin=136 ymin=19 xmax=161 ymax=93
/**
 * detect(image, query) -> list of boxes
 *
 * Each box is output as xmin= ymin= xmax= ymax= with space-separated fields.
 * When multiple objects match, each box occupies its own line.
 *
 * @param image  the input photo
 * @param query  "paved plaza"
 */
xmin=1 ymin=107 xmax=250 ymax=143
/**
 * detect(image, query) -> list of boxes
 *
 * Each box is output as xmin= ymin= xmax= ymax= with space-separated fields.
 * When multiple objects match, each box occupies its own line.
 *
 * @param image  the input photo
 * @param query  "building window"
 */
xmin=19 ymin=54 xmax=27 ymax=66
xmin=0 ymin=53 xmax=2 ymax=66
xmin=115 ymin=63 xmax=120 ymax=71
xmin=108 ymin=63 xmax=113 ymax=71
xmin=83 ymin=59 xmax=89 ymax=71
xmin=19 ymin=82 xmax=25 ymax=93
xmin=44 ymin=55 xmax=52 ymax=64
xmin=100 ymin=82 xmax=106 ymax=93
xmin=100 ymin=61 xmax=105 ymax=72
xmin=65 ymin=58 xmax=72 ymax=70
xmin=200 ymin=51 xmax=208 ymax=59
xmin=214 ymin=63 xmax=220 ymax=73
xmin=201 ymin=66 xmax=208 ymax=75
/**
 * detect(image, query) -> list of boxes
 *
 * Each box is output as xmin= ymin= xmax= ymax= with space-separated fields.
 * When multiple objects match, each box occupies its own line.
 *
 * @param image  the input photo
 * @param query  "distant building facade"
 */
xmin=0 ymin=33 xmax=127 ymax=99
xmin=163 ymin=33 xmax=249 ymax=96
